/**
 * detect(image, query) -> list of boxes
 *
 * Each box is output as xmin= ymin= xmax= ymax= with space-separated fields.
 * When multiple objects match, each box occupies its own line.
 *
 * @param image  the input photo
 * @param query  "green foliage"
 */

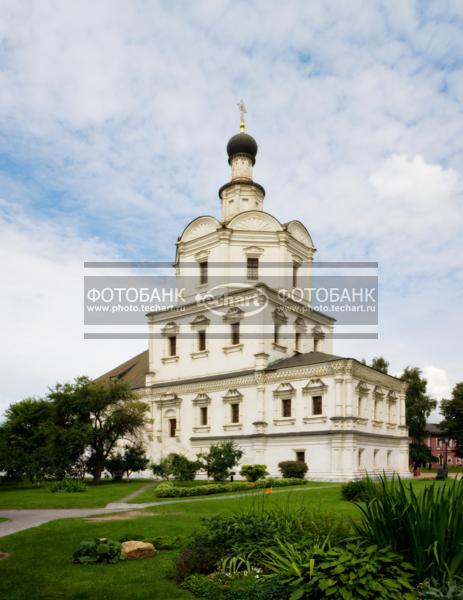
xmin=169 ymin=453 xmax=201 ymax=480
xmin=341 ymin=479 xmax=369 ymax=502
xmin=48 ymin=479 xmax=88 ymax=493
xmin=278 ymin=461 xmax=308 ymax=479
xmin=105 ymin=444 xmax=149 ymax=481
xmin=73 ymin=537 xmax=123 ymax=564
xmin=410 ymin=443 xmax=437 ymax=466
xmin=240 ymin=464 xmax=268 ymax=482
xmin=401 ymin=367 xmax=437 ymax=442
xmin=371 ymin=356 xmax=389 ymax=374
xmin=182 ymin=573 xmax=287 ymax=599
xmin=263 ymin=541 xmax=416 ymax=600
xmin=440 ymin=382 xmax=463 ymax=458
xmin=353 ymin=475 xmax=463 ymax=583
xmin=198 ymin=442 xmax=244 ymax=481
xmin=151 ymin=457 xmax=172 ymax=479
xmin=154 ymin=478 xmax=307 ymax=497
xmin=174 ymin=506 xmax=350 ymax=582
xmin=418 ymin=579 xmax=463 ymax=599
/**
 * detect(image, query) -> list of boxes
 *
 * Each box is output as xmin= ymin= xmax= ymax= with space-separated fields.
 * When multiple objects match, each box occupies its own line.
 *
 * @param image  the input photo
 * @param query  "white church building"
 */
xmin=98 ymin=118 xmax=410 ymax=481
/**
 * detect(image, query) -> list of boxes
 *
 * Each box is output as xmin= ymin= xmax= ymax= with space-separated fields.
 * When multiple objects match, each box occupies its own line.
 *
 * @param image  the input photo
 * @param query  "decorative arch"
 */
xmin=285 ymin=220 xmax=314 ymax=248
xmin=227 ymin=210 xmax=284 ymax=232
xmin=179 ymin=215 xmax=221 ymax=243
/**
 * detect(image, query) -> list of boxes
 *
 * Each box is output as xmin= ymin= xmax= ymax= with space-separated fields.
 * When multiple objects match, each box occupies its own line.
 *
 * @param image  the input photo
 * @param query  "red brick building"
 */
xmin=425 ymin=423 xmax=461 ymax=466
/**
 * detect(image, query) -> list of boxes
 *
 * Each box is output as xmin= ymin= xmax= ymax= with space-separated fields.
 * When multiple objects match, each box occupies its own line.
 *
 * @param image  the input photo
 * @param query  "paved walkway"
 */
xmin=0 ymin=484 xmax=338 ymax=538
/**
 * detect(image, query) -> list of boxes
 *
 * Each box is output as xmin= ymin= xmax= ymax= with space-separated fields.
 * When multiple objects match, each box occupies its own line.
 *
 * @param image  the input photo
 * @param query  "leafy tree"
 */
xmin=409 ymin=443 xmax=436 ymax=466
xmin=152 ymin=457 xmax=172 ymax=480
xmin=198 ymin=442 xmax=243 ymax=481
xmin=371 ymin=356 xmax=389 ymax=374
xmin=105 ymin=443 xmax=149 ymax=481
xmin=440 ymin=383 xmax=463 ymax=458
xmin=168 ymin=453 xmax=201 ymax=480
xmin=401 ymin=367 xmax=437 ymax=442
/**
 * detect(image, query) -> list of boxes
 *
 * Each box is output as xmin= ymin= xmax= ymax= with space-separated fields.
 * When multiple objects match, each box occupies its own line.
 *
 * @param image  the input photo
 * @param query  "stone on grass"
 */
xmin=121 ymin=540 xmax=156 ymax=560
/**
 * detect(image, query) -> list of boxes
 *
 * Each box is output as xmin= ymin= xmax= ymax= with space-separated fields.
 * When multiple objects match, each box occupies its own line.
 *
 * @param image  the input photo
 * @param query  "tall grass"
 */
xmin=353 ymin=475 xmax=463 ymax=583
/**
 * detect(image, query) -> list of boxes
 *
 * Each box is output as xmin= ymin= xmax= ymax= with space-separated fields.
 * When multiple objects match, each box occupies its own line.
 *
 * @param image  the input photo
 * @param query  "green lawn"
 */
xmin=0 ymin=480 xmax=149 ymax=509
xmin=0 ymin=486 xmax=358 ymax=599
xmin=130 ymin=479 xmax=339 ymax=504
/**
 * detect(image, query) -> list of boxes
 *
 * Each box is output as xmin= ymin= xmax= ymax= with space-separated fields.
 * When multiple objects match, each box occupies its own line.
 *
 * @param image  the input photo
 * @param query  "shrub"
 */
xmin=168 ymin=453 xmax=201 ymax=480
xmin=341 ymin=479 xmax=369 ymax=501
xmin=198 ymin=441 xmax=243 ymax=481
xmin=278 ymin=460 xmax=307 ymax=479
xmin=73 ymin=538 xmax=123 ymax=564
xmin=174 ymin=506 xmax=350 ymax=582
xmin=182 ymin=573 xmax=287 ymax=599
xmin=240 ymin=464 xmax=268 ymax=482
xmin=49 ymin=479 xmax=87 ymax=493
xmin=154 ymin=478 xmax=307 ymax=498
xmin=105 ymin=444 xmax=149 ymax=481
xmin=264 ymin=541 xmax=416 ymax=600
xmin=353 ymin=475 xmax=463 ymax=584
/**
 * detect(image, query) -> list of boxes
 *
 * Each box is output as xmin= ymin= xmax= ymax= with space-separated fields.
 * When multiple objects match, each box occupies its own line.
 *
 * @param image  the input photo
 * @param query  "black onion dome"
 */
xmin=226 ymin=132 xmax=258 ymax=165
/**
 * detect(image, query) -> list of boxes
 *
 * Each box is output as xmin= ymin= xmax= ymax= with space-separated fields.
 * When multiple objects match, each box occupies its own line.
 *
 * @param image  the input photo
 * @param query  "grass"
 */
xmin=0 ymin=486 xmax=357 ymax=599
xmin=0 ymin=480 xmax=149 ymax=509
xmin=131 ymin=479 xmax=339 ymax=504
xmin=0 ymin=518 xmax=8 ymax=523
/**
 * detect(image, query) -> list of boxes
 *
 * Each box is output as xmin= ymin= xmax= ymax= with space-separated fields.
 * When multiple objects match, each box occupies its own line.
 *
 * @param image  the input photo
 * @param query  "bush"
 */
xmin=105 ymin=444 xmax=149 ymax=481
xmin=264 ymin=541 xmax=416 ymax=599
xmin=49 ymin=479 xmax=87 ymax=493
xmin=169 ymin=453 xmax=201 ymax=480
xmin=154 ymin=478 xmax=307 ymax=498
xmin=174 ymin=506 xmax=350 ymax=582
xmin=353 ymin=475 xmax=463 ymax=584
xmin=277 ymin=460 xmax=307 ymax=479
xmin=240 ymin=464 xmax=268 ymax=482
xmin=73 ymin=538 xmax=123 ymax=564
xmin=198 ymin=441 xmax=243 ymax=481
xmin=182 ymin=573 xmax=287 ymax=599
xmin=341 ymin=479 xmax=369 ymax=502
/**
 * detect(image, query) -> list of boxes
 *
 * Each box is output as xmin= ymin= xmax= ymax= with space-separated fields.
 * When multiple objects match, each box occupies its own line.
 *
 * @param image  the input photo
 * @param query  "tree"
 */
xmin=168 ymin=453 xmax=201 ymax=480
xmin=105 ymin=444 xmax=149 ymax=481
xmin=74 ymin=378 xmax=148 ymax=483
xmin=198 ymin=441 xmax=243 ymax=481
xmin=240 ymin=464 xmax=268 ymax=482
xmin=371 ymin=356 xmax=389 ymax=374
xmin=409 ymin=443 xmax=436 ymax=466
xmin=440 ymin=383 xmax=463 ymax=458
xmin=401 ymin=367 xmax=437 ymax=442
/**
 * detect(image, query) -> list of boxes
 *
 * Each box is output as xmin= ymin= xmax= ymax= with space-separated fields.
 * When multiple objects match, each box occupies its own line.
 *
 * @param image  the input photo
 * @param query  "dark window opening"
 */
xmin=200 ymin=261 xmax=208 ymax=285
xmin=168 ymin=336 xmax=177 ymax=356
xmin=292 ymin=263 xmax=299 ymax=287
xmin=247 ymin=257 xmax=259 ymax=280
xmin=200 ymin=406 xmax=208 ymax=426
xmin=231 ymin=403 xmax=240 ymax=423
xmin=282 ymin=398 xmax=292 ymax=418
xmin=169 ymin=418 xmax=177 ymax=437
xmin=231 ymin=322 xmax=240 ymax=345
xmin=198 ymin=330 xmax=206 ymax=351
xmin=312 ymin=396 xmax=323 ymax=415
xmin=295 ymin=331 xmax=301 ymax=351
xmin=274 ymin=324 xmax=280 ymax=344
xmin=296 ymin=451 xmax=305 ymax=463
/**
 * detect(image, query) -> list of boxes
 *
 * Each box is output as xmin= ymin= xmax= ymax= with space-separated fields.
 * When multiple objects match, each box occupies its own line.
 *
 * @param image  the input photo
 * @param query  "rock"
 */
xmin=121 ymin=540 xmax=156 ymax=560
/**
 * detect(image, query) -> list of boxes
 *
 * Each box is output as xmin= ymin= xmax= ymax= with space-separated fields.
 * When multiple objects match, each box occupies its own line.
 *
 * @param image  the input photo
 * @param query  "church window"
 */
xmin=312 ymin=396 xmax=322 ymax=415
xmin=169 ymin=418 xmax=177 ymax=438
xmin=282 ymin=398 xmax=292 ymax=418
xmin=231 ymin=322 xmax=240 ymax=345
xmin=200 ymin=406 xmax=208 ymax=426
xmin=247 ymin=257 xmax=259 ymax=280
xmin=274 ymin=323 xmax=280 ymax=344
xmin=168 ymin=336 xmax=177 ymax=357
xmin=387 ymin=450 xmax=392 ymax=468
xmin=199 ymin=261 xmax=208 ymax=285
xmin=358 ymin=448 xmax=364 ymax=467
xmin=296 ymin=451 xmax=305 ymax=463
xmin=295 ymin=331 xmax=301 ymax=351
xmin=314 ymin=338 xmax=319 ymax=352
xmin=358 ymin=396 xmax=364 ymax=418
xmin=374 ymin=449 xmax=379 ymax=466
xmin=231 ymin=403 xmax=240 ymax=423
xmin=198 ymin=330 xmax=206 ymax=351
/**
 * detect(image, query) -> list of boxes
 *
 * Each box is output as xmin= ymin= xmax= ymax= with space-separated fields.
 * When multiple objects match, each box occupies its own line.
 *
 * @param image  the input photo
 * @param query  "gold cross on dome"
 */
xmin=237 ymin=99 xmax=246 ymax=132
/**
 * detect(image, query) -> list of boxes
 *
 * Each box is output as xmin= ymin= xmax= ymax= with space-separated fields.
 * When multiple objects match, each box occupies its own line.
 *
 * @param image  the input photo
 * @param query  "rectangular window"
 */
xmin=358 ymin=396 xmax=364 ymax=418
xmin=374 ymin=449 xmax=379 ymax=467
xmin=296 ymin=451 xmax=305 ymax=463
xmin=282 ymin=398 xmax=292 ymax=418
xmin=387 ymin=450 xmax=392 ymax=468
xmin=274 ymin=324 xmax=280 ymax=344
xmin=358 ymin=448 xmax=364 ymax=467
xmin=200 ymin=406 xmax=208 ymax=426
xmin=292 ymin=262 xmax=299 ymax=287
xmin=169 ymin=418 xmax=177 ymax=438
xmin=231 ymin=403 xmax=240 ymax=423
xmin=231 ymin=322 xmax=240 ymax=345
xmin=199 ymin=261 xmax=208 ymax=284
xmin=295 ymin=331 xmax=301 ymax=351
xmin=374 ymin=400 xmax=381 ymax=420
xmin=198 ymin=330 xmax=206 ymax=351
xmin=312 ymin=396 xmax=322 ymax=415
xmin=168 ymin=336 xmax=177 ymax=356
xmin=247 ymin=257 xmax=259 ymax=280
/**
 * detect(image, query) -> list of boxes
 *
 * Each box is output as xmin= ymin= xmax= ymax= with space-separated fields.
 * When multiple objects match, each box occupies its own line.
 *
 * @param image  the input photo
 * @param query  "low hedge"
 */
xmin=154 ymin=478 xmax=308 ymax=498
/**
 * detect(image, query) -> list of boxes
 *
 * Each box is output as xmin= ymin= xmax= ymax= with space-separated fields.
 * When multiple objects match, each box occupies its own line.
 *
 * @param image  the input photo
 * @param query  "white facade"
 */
xmin=108 ymin=126 xmax=410 ymax=482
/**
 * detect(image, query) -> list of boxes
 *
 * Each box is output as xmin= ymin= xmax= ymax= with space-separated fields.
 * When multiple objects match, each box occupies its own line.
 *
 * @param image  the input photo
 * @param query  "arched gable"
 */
xmin=179 ymin=215 xmax=221 ymax=243
xmin=285 ymin=220 xmax=314 ymax=248
xmin=227 ymin=210 xmax=283 ymax=232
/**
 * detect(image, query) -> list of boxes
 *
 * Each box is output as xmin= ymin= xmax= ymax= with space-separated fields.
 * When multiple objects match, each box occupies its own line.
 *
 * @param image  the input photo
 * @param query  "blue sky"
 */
xmin=0 ymin=0 xmax=462 ymax=417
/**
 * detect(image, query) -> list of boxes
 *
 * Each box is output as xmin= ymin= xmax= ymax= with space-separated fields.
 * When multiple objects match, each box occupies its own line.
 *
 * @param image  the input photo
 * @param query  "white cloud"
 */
xmin=423 ymin=365 xmax=453 ymax=424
